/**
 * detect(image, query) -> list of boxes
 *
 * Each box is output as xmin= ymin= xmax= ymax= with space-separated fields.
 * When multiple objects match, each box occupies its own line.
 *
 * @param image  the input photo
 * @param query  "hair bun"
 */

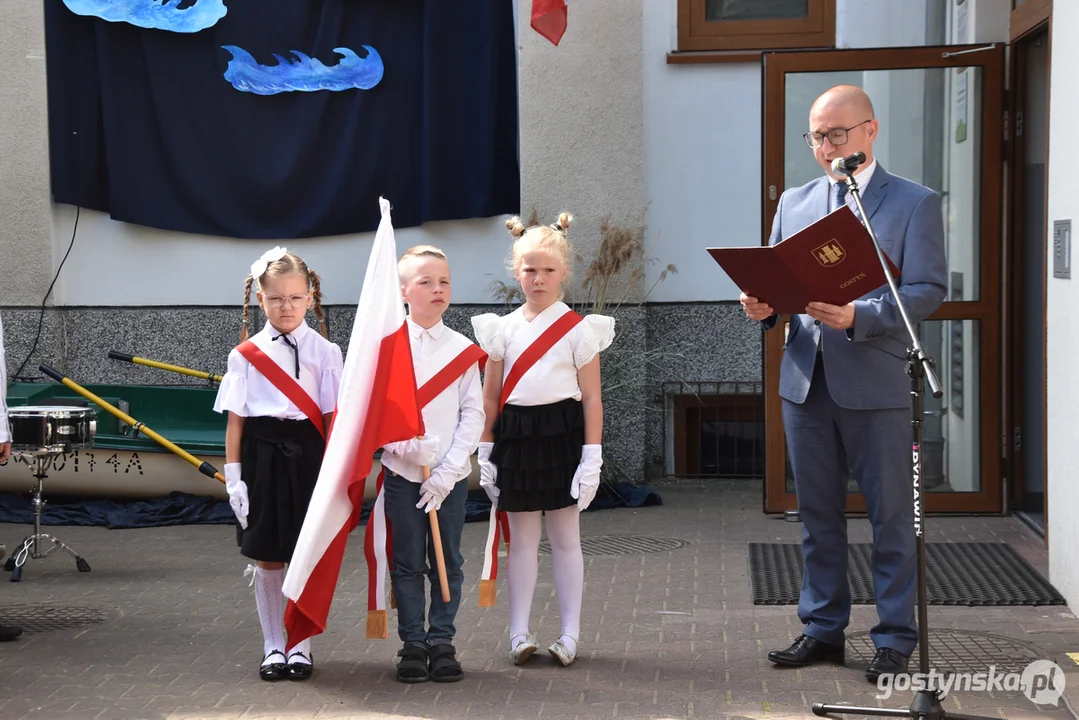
xmin=505 ymin=216 xmax=526 ymax=237
xmin=556 ymin=212 xmax=573 ymax=231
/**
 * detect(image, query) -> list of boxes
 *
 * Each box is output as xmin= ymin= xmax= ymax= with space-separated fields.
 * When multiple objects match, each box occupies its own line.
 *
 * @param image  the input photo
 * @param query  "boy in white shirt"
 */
xmin=379 ymin=245 xmax=486 ymax=683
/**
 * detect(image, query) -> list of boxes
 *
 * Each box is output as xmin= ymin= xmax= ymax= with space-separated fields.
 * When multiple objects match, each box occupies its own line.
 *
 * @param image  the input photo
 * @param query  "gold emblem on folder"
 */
xmin=813 ymin=239 xmax=845 ymax=267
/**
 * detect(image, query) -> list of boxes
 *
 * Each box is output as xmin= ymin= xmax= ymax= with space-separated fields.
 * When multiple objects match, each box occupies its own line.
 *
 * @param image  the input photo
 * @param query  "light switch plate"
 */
xmin=1054 ymin=220 xmax=1071 ymax=279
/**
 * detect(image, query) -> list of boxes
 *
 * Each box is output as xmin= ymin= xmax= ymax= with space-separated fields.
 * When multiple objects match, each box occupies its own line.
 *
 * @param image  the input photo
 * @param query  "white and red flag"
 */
xmin=283 ymin=197 xmax=423 ymax=649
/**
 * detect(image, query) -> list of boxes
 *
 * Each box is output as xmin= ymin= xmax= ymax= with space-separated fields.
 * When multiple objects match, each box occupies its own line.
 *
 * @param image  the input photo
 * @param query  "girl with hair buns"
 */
xmin=213 ymin=246 xmax=343 ymax=682
xmin=471 ymin=213 xmax=615 ymax=667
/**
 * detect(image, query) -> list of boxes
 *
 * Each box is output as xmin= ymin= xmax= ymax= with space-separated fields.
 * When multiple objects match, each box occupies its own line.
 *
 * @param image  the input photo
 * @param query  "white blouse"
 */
xmin=214 ymin=320 xmax=343 ymax=420
xmin=471 ymin=302 xmax=615 ymax=406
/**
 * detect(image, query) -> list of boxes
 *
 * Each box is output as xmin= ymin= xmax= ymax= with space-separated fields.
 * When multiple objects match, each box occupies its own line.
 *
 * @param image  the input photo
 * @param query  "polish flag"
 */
xmin=283 ymin=197 xmax=423 ymax=649
xmin=531 ymin=0 xmax=576 ymax=46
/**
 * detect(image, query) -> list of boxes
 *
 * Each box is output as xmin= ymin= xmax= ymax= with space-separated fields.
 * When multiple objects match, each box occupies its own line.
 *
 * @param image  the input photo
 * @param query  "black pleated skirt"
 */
xmin=237 ymin=416 xmax=325 ymax=563
xmin=491 ymin=398 xmax=584 ymax=513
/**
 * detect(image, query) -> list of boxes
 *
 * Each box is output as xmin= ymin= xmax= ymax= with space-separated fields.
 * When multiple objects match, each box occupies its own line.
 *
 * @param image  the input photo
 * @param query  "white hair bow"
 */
xmin=250 ymin=246 xmax=287 ymax=287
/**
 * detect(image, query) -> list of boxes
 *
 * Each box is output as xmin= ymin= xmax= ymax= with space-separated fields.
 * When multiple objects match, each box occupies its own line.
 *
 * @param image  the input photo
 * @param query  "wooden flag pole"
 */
xmin=420 ymin=455 xmax=452 ymax=603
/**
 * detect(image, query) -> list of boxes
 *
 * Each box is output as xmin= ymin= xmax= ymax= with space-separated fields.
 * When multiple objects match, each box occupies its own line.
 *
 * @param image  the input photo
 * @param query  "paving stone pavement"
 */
xmin=0 ymin=479 xmax=1077 ymax=720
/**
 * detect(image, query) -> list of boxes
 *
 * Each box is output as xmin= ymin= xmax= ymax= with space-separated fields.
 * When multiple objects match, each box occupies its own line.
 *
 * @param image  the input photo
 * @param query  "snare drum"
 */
xmin=8 ymin=405 xmax=97 ymax=454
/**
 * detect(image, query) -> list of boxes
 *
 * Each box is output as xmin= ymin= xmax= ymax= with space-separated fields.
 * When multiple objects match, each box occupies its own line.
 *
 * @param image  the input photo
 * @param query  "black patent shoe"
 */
xmin=0 ymin=624 xmax=23 ymax=642
xmin=767 ymin=634 xmax=845 ymax=667
xmin=866 ymin=647 xmax=909 ymax=682
xmin=259 ymin=650 xmax=289 ymax=681
xmin=287 ymin=651 xmax=314 ymax=680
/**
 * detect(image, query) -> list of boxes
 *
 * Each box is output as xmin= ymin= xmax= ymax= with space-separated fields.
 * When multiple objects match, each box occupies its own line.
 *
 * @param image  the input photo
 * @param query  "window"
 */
xmin=1009 ymin=0 xmax=1051 ymax=42
xmin=666 ymin=382 xmax=764 ymax=478
xmin=677 ymin=0 xmax=836 ymax=53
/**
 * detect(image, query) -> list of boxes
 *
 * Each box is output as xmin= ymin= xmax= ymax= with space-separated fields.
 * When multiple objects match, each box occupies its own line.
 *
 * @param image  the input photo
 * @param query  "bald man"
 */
xmin=741 ymin=85 xmax=947 ymax=681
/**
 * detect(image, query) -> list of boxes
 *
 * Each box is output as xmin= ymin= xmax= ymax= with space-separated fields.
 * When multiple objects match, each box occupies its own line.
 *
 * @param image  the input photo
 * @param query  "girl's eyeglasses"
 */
xmin=262 ymin=294 xmax=310 ymax=308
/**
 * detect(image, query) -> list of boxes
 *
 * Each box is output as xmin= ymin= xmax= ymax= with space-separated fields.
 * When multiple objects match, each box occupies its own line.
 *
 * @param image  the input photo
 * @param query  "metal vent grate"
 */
xmin=847 ymin=629 xmax=1044 ymax=675
xmin=0 ymin=603 xmax=111 ymax=634
xmin=539 ymin=535 xmax=689 ymax=557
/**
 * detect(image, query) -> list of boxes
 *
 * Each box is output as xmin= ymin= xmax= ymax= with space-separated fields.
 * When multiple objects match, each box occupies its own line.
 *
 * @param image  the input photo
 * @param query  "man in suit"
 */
xmin=741 ymin=85 xmax=947 ymax=681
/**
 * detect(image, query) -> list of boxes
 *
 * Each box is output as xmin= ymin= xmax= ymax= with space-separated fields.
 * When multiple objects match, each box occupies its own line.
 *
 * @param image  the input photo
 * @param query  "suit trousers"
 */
xmin=781 ymin=359 xmax=918 ymax=656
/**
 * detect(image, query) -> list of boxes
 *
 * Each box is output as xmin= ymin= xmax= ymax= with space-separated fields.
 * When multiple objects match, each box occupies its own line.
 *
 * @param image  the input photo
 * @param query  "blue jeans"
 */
xmin=382 ymin=468 xmax=467 ymax=647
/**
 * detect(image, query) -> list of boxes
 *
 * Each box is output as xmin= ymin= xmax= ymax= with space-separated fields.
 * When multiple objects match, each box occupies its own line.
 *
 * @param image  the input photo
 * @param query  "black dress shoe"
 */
xmin=286 ymin=651 xmax=313 ymax=681
xmin=259 ymin=650 xmax=289 ymax=681
xmin=767 ymin=634 xmax=845 ymax=667
xmin=866 ymin=647 xmax=909 ymax=681
xmin=0 ymin=624 xmax=22 ymax=642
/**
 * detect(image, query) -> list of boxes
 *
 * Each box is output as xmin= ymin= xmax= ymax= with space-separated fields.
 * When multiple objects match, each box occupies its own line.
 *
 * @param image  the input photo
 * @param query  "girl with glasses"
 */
xmin=213 ymin=246 xmax=342 ymax=682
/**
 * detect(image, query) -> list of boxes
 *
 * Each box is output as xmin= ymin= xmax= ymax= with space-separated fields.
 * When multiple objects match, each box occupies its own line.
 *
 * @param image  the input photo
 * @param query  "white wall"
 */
xmin=518 ymin=0 xmax=645 ymax=305
xmin=1046 ymin=0 xmax=1079 ymax=607
xmin=641 ymin=1 xmax=761 ymax=303
xmin=49 ymin=206 xmax=512 ymax=307
xmin=0 ymin=2 xmax=52 ymax=306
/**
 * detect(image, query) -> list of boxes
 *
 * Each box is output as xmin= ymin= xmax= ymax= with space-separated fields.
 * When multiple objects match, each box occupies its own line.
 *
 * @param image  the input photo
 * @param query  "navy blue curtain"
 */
xmin=44 ymin=0 xmax=520 ymax=239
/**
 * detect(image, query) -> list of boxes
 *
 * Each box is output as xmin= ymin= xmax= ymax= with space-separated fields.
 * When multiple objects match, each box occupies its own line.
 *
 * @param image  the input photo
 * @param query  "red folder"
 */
xmin=707 ymin=205 xmax=900 ymax=315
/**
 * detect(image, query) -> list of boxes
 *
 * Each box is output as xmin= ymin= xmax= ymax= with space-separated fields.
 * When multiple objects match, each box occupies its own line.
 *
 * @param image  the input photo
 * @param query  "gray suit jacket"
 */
xmin=763 ymin=166 xmax=948 ymax=410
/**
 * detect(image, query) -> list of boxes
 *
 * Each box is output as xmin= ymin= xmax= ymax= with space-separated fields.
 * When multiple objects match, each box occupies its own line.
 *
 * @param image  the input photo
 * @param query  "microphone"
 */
xmin=830 ymin=151 xmax=866 ymax=176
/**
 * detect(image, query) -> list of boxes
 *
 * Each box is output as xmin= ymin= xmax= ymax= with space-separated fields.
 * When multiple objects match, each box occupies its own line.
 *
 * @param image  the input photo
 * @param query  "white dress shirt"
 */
xmin=379 ymin=317 xmax=485 ymax=484
xmin=472 ymin=302 xmax=615 ymax=407
xmin=214 ymin=320 xmax=343 ymax=420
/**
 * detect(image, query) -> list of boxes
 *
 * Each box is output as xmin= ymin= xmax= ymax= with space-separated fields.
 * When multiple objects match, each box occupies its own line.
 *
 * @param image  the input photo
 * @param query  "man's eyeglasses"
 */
xmin=262 ymin=294 xmax=310 ymax=309
xmin=803 ymin=119 xmax=872 ymax=149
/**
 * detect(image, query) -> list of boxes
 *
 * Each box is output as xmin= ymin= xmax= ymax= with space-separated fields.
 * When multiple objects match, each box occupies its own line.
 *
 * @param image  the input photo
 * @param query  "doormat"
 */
xmin=748 ymin=542 xmax=1066 ymax=606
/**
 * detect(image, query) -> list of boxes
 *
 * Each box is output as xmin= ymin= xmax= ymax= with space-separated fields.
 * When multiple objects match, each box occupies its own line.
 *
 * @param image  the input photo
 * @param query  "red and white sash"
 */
xmin=478 ymin=306 xmax=583 ymax=607
xmin=363 ymin=336 xmax=488 ymax=636
xmin=237 ymin=341 xmax=326 ymax=438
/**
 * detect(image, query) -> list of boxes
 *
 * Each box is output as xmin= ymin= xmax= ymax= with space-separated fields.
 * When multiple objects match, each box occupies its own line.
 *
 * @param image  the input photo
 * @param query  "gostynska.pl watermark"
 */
xmin=876 ymin=660 xmax=1066 ymax=706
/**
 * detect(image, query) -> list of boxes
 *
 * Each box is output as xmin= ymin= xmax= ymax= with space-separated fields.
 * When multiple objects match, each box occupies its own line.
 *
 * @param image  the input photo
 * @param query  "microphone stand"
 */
xmin=810 ymin=169 xmax=987 ymax=720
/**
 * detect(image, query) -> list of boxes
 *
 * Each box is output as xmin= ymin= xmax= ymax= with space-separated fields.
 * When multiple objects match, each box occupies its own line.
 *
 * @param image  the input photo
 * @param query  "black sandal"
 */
xmin=396 ymin=644 xmax=430 ymax=683
xmin=428 ymin=643 xmax=463 ymax=682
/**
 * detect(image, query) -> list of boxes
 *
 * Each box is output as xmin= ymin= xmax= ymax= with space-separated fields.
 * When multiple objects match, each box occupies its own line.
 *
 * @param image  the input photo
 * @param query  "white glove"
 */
xmin=570 ymin=445 xmax=602 ymax=511
xmin=224 ymin=462 xmax=249 ymax=529
xmin=384 ymin=435 xmax=441 ymax=468
xmin=416 ymin=468 xmax=457 ymax=513
xmin=477 ymin=442 xmax=499 ymax=504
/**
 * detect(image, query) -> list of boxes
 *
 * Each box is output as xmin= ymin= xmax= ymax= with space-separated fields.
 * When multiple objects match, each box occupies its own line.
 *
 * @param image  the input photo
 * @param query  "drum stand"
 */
xmin=4 ymin=452 xmax=91 ymax=582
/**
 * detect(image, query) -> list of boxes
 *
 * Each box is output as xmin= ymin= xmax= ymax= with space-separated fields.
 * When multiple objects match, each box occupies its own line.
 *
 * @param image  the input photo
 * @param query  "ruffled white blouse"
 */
xmin=213 ymin=320 xmax=343 ymax=420
xmin=471 ymin=301 xmax=615 ymax=406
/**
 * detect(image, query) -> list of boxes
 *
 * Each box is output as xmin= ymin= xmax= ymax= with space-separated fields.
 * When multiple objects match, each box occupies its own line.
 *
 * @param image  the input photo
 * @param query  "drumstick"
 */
xmin=419 ymin=435 xmax=451 ymax=603
xmin=39 ymin=364 xmax=226 ymax=484
xmin=109 ymin=350 xmax=224 ymax=384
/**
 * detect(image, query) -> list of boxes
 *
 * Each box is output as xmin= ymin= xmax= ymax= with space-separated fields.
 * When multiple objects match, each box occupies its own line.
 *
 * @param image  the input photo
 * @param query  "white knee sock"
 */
xmin=507 ymin=511 xmax=543 ymax=644
xmin=289 ymin=637 xmax=312 ymax=664
xmin=546 ymin=506 xmax=584 ymax=655
xmin=252 ymin=565 xmax=286 ymax=661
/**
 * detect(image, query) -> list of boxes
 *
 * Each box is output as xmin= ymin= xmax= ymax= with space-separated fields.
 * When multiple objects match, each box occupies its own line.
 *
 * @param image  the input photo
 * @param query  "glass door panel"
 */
xmin=762 ymin=45 xmax=1004 ymax=514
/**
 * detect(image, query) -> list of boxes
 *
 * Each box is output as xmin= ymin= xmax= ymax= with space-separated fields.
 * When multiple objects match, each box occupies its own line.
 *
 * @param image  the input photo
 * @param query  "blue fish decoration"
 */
xmin=63 ymin=0 xmax=227 ymax=33
xmin=221 ymin=45 xmax=385 ymax=95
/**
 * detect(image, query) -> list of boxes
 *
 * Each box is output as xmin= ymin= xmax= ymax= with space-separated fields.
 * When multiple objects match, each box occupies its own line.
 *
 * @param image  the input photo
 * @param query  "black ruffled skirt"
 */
xmin=237 ymin=416 xmax=325 ymax=563
xmin=491 ymin=398 xmax=584 ymax=513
